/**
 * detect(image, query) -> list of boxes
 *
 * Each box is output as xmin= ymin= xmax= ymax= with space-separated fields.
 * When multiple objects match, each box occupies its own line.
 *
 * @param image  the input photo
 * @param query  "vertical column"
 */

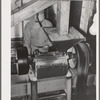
xmin=11 ymin=0 xmax=22 ymax=38
xmin=57 ymin=1 xmax=70 ymax=35
xmin=31 ymin=81 xmax=37 ymax=100
xmin=65 ymin=71 xmax=72 ymax=100
xmin=22 ymin=0 xmax=32 ymax=38
xmin=29 ymin=66 xmax=37 ymax=100
xmin=80 ymin=1 xmax=95 ymax=33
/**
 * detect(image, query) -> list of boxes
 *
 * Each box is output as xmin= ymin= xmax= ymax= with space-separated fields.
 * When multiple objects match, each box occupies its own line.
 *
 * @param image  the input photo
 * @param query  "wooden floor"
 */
xmin=11 ymin=85 xmax=96 ymax=100
xmin=72 ymin=85 xmax=96 ymax=100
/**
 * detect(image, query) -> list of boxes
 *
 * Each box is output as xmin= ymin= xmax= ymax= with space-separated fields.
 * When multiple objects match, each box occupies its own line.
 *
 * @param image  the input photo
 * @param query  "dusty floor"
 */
xmin=11 ymin=85 xmax=96 ymax=100
xmin=72 ymin=85 xmax=96 ymax=100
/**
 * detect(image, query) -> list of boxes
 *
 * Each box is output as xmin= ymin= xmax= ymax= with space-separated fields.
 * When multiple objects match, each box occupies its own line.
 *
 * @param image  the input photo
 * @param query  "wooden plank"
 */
xmin=80 ymin=1 xmax=95 ymax=33
xmin=11 ymin=0 xmax=57 ymax=27
xmin=68 ymin=27 xmax=85 ymax=39
xmin=38 ymin=77 xmax=66 ymax=93
xmin=57 ymin=1 xmax=70 ymax=35
xmin=11 ymin=83 xmax=31 ymax=97
xmin=11 ymin=74 xmax=29 ymax=85
xmin=11 ymin=76 xmax=71 ymax=97
xmin=11 ymin=74 xmax=72 ymax=84
xmin=44 ymin=27 xmax=85 ymax=41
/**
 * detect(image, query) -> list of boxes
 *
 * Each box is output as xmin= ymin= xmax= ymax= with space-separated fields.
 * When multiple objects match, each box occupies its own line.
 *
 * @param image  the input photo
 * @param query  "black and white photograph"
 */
xmin=1 ymin=0 xmax=99 ymax=100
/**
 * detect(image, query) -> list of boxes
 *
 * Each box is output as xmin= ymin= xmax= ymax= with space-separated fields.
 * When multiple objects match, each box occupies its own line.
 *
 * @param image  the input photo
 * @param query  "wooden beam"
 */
xmin=80 ymin=1 xmax=95 ymax=33
xmin=11 ymin=83 xmax=31 ymax=97
xmin=11 ymin=69 xmax=73 ymax=84
xmin=11 ymin=76 xmax=67 ymax=97
xmin=57 ymin=1 xmax=70 ymax=35
xmin=11 ymin=0 xmax=57 ymax=27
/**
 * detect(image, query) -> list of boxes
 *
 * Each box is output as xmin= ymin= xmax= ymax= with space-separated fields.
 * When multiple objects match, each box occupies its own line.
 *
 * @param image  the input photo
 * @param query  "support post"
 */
xmin=57 ymin=1 xmax=70 ymax=35
xmin=31 ymin=81 xmax=37 ymax=100
xmin=65 ymin=70 xmax=72 ymax=100
xmin=28 ymin=66 xmax=37 ymax=100
xmin=80 ymin=1 xmax=95 ymax=33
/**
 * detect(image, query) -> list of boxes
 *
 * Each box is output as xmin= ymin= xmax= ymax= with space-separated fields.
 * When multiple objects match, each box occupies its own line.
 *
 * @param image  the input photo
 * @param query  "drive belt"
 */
xmin=75 ymin=42 xmax=90 ymax=100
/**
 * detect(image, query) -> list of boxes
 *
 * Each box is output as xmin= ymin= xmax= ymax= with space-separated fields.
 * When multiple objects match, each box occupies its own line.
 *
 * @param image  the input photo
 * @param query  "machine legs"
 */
xmin=66 ymin=78 xmax=72 ymax=100
xmin=31 ymin=81 xmax=37 ymax=100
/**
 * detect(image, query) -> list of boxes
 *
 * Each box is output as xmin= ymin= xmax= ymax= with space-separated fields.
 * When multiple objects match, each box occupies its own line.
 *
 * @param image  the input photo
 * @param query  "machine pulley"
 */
xmin=11 ymin=46 xmax=29 ymax=75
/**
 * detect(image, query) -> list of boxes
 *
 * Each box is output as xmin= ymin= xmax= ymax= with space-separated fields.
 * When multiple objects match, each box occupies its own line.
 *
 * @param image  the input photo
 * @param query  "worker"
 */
xmin=24 ymin=10 xmax=53 ymax=55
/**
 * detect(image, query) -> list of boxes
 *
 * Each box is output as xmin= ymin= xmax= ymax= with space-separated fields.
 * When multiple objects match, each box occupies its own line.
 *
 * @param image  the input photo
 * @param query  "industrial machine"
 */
xmin=11 ymin=36 xmax=90 ymax=100
xmin=11 ymin=0 xmax=96 ymax=99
